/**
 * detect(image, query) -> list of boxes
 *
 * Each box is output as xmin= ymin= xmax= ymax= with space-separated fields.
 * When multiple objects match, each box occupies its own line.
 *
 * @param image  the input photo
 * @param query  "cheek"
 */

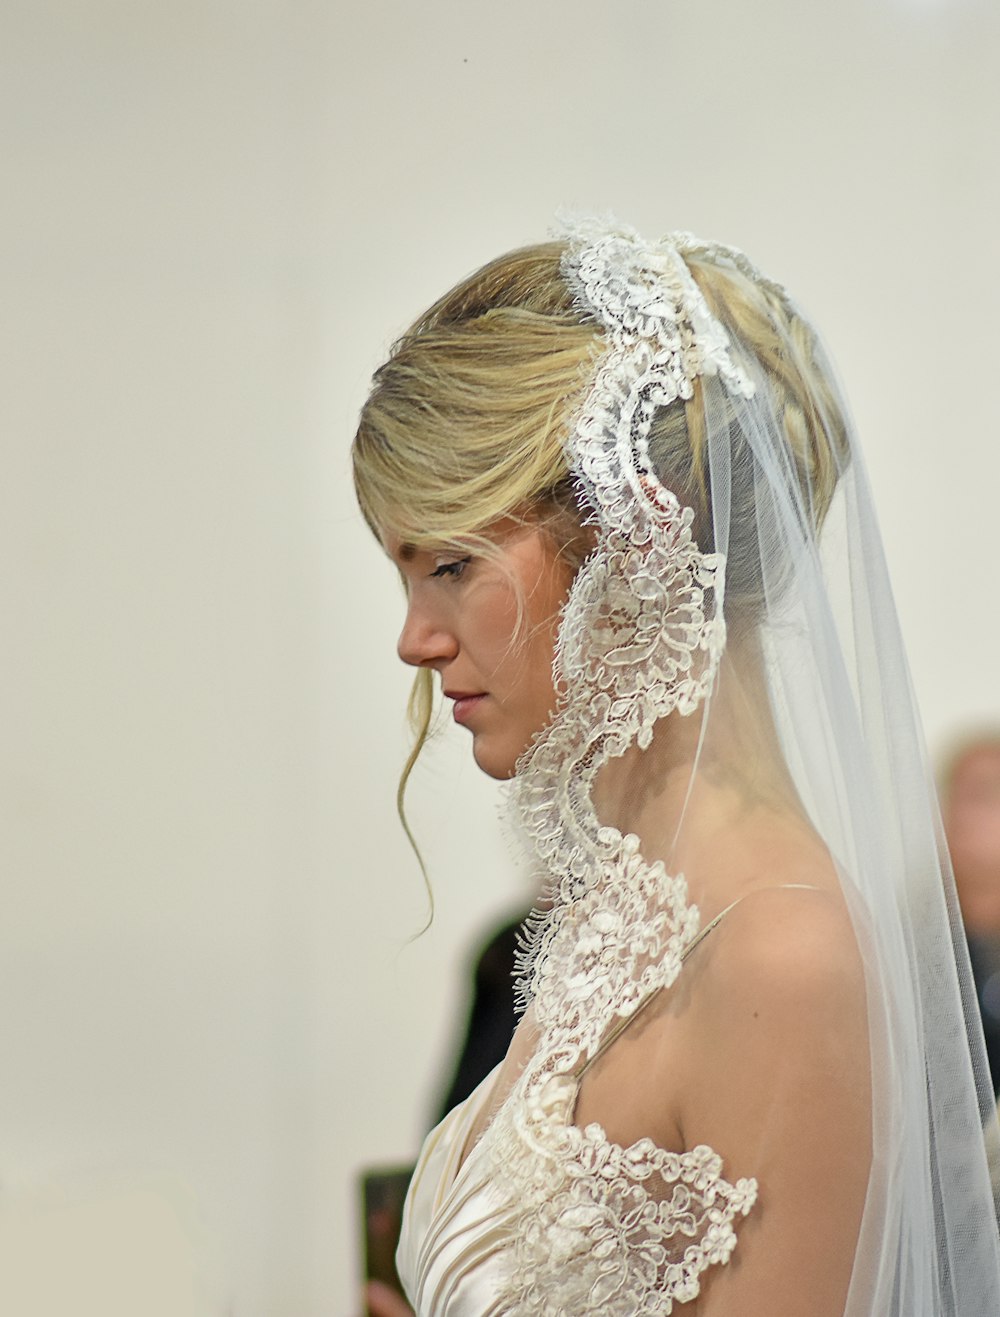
xmin=469 ymin=537 xmax=575 ymax=693
xmin=465 ymin=573 xmax=529 ymax=663
xmin=529 ymin=565 xmax=574 ymax=655
xmin=520 ymin=595 xmax=571 ymax=706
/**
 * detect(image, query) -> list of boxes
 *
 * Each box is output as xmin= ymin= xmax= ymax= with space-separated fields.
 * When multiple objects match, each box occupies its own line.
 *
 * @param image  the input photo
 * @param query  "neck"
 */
xmin=590 ymin=645 xmax=809 ymax=862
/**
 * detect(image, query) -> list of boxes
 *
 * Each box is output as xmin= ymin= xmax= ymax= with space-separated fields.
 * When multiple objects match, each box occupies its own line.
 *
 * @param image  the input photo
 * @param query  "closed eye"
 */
xmin=430 ymin=556 xmax=472 ymax=580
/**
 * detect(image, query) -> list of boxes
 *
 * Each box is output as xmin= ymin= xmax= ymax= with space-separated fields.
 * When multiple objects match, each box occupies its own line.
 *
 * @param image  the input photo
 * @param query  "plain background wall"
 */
xmin=2 ymin=1 xmax=998 ymax=1313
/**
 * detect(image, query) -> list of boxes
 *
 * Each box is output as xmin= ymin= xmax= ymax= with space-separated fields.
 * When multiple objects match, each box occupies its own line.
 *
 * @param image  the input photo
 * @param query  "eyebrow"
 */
xmin=398 ymin=542 xmax=417 ymax=563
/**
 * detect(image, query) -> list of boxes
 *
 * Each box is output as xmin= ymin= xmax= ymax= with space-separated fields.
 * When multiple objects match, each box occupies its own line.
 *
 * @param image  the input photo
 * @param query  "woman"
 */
xmin=353 ymin=219 xmax=1000 ymax=1315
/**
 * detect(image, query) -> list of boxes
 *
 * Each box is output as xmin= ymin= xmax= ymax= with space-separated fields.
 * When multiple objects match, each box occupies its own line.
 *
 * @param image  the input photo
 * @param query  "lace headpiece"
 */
xmin=551 ymin=219 xmax=760 ymax=720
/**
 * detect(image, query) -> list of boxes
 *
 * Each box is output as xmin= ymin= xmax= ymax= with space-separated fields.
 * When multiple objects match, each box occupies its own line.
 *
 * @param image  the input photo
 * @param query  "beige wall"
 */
xmin=3 ymin=1 xmax=999 ymax=1312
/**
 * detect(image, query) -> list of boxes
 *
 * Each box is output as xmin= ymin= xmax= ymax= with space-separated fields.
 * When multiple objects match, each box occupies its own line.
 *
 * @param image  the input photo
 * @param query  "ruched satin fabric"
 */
xmin=397 ymin=1067 xmax=514 ymax=1316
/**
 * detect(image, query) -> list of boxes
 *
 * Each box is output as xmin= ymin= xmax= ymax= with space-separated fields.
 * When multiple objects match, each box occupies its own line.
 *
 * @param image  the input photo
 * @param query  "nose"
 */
xmin=397 ymin=598 xmax=458 ymax=669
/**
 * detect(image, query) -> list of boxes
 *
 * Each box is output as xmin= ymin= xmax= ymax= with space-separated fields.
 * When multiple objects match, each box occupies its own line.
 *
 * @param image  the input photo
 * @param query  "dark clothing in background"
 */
xmin=436 ymin=913 xmax=529 ymax=1123
xmin=967 ymin=935 xmax=1000 ymax=1097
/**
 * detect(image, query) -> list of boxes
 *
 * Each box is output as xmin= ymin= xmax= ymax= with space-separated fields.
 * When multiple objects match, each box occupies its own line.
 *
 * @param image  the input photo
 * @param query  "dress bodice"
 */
xmin=397 ymin=899 xmax=763 ymax=1317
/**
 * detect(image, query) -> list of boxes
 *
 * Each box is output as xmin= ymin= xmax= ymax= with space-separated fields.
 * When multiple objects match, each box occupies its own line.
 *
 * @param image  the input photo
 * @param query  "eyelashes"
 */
xmin=430 ymin=556 xmax=472 ymax=581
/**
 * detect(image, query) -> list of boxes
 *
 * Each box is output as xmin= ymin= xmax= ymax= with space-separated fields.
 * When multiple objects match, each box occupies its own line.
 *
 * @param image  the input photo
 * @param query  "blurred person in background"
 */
xmin=434 ymin=911 xmax=531 ymax=1125
xmin=942 ymin=734 xmax=1000 ymax=1096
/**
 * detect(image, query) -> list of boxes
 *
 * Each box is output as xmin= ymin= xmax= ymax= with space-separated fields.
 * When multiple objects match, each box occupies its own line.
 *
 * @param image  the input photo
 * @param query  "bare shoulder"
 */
xmin=683 ymin=882 xmax=869 ymax=1104
xmin=702 ymin=883 xmax=864 ymax=1006
xmin=680 ymin=881 xmax=871 ymax=1161
xmin=677 ymin=887 xmax=872 ymax=1313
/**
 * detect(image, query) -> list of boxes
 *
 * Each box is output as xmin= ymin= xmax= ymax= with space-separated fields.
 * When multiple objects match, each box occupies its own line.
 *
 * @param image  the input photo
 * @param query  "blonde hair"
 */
xmin=352 ymin=237 xmax=848 ymax=844
xmin=354 ymin=244 xmax=593 ymax=547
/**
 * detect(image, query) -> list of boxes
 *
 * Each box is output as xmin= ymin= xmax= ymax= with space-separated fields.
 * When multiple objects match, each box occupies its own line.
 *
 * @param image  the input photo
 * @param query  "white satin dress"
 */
xmin=397 ymin=1065 xmax=513 ymax=1316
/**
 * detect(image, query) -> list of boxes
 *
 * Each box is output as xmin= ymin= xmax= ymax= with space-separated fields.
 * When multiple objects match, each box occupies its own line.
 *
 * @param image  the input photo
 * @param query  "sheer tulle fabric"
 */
xmin=396 ymin=223 xmax=1000 ymax=1315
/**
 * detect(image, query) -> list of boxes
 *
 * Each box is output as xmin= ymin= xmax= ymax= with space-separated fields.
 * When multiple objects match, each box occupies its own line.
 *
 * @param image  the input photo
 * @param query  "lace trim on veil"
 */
xmin=483 ymin=221 xmax=763 ymax=1313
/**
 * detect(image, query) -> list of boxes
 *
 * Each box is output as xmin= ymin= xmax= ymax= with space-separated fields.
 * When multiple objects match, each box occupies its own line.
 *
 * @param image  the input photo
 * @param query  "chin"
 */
xmin=472 ymin=739 xmax=521 ymax=782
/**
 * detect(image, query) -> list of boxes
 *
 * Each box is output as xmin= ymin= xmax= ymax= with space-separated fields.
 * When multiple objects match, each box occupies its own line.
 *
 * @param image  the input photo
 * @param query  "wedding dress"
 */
xmin=391 ymin=220 xmax=1000 ymax=1315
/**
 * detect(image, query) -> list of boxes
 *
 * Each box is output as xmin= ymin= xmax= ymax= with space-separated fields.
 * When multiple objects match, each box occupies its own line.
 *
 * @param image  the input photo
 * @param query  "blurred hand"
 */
xmin=363 ymin=1279 xmax=414 ymax=1317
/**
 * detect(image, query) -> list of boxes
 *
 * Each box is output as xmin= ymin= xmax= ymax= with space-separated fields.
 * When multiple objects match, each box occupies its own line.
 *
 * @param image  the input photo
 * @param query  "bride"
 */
xmin=352 ymin=219 xmax=1000 ymax=1315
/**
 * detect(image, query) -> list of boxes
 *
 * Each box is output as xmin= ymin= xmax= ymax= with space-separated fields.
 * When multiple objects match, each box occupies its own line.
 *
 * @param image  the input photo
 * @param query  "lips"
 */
xmin=445 ymin=691 xmax=487 ymax=726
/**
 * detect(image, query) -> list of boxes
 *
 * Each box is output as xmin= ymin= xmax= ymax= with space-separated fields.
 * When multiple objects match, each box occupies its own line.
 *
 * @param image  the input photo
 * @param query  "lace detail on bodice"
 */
xmin=486 ymin=1075 xmax=757 ymax=1315
xmin=482 ymin=895 xmax=758 ymax=1314
xmin=476 ymin=222 xmax=767 ymax=1313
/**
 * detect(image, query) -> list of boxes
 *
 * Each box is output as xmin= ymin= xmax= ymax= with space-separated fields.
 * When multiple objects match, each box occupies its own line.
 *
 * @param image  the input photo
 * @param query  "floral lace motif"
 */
xmin=487 ymin=222 xmax=762 ymax=1312
xmin=489 ymin=1079 xmax=757 ymax=1315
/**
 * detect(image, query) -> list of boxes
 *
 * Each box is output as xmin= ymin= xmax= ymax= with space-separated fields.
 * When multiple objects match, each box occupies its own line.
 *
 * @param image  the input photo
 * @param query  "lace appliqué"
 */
xmin=485 ymin=838 xmax=758 ymax=1313
xmin=489 ymin=1078 xmax=757 ymax=1315
xmin=488 ymin=222 xmax=762 ymax=1313
xmin=484 ymin=855 xmax=758 ymax=1313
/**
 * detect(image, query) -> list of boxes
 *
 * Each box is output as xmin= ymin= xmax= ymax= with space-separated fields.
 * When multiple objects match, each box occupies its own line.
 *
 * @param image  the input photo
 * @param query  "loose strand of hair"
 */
xmin=396 ymin=667 xmax=435 ymax=934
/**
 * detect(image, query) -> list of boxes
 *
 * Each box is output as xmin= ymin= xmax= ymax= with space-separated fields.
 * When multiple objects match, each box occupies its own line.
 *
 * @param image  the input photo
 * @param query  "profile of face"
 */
xmin=388 ymin=521 xmax=576 ymax=780
xmin=945 ymin=743 xmax=1000 ymax=937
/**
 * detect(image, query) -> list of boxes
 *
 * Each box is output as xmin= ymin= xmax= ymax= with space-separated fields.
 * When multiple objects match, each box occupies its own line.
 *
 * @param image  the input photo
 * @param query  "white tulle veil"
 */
xmin=495 ymin=218 xmax=1000 ymax=1314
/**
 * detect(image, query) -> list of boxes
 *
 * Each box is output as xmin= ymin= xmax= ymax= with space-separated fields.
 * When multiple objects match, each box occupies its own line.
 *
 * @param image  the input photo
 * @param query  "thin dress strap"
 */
xmin=574 ymin=883 xmax=821 ymax=1083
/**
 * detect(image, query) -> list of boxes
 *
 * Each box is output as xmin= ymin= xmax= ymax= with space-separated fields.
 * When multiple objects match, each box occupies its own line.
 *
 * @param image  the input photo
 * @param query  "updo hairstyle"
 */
xmin=352 ymin=238 xmax=849 ymax=795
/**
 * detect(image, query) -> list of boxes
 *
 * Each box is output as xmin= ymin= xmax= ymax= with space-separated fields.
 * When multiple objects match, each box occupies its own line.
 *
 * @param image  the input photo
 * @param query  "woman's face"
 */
xmin=387 ymin=521 xmax=575 ymax=780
